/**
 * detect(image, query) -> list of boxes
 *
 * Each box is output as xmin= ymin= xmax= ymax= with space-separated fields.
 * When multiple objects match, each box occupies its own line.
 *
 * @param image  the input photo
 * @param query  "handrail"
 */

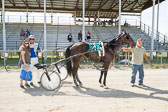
xmin=92 ymin=27 xmax=103 ymax=42
xmin=29 ymin=23 xmax=34 ymax=31
xmin=138 ymin=20 xmax=168 ymax=46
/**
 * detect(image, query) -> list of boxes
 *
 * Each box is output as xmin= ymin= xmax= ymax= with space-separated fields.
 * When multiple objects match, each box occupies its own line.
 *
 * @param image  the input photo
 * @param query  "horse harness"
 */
xmin=89 ymin=41 xmax=105 ymax=57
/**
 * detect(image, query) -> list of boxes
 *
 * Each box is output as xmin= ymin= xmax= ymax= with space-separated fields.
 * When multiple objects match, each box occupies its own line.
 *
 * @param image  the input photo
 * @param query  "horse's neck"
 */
xmin=110 ymin=38 xmax=122 ymax=53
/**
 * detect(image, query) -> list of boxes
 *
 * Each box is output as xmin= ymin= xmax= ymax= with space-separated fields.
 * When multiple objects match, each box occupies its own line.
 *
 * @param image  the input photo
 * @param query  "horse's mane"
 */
xmin=107 ymin=34 xmax=121 ymax=47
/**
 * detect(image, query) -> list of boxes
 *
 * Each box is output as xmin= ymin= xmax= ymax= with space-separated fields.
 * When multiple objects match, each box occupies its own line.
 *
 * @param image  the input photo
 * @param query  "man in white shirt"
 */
xmin=29 ymin=35 xmax=42 ymax=85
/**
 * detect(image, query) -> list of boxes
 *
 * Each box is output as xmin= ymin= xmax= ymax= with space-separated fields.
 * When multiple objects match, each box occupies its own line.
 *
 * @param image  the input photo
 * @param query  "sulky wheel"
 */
xmin=57 ymin=66 xmax=68 ymax=81
xmin=40 ymin=71 xmax=61 ymax=91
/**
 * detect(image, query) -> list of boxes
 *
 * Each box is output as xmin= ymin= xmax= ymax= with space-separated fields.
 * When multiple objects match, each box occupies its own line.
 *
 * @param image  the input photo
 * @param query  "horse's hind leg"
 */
xmin=72 ymin=57 xmax=82 ymax=86
xmin=99 ymin=71 xmax=104 ymax=87
xmin=74 ymin=63 xmax=82 ymax=86
xmin=72 ymin=69 xmax=79 ymax=86
xmin=103 ymin=71 xmax=108 ymax=89
xmin=76 ymin=72 xmax=82 ymax=86
xmin=102 ymin=62 xmax=110 ymax=89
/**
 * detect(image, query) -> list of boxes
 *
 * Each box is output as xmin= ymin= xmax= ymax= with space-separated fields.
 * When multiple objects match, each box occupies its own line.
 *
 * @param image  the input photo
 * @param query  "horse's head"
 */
xmin=119 ymin=30 xmax=136 ymax=48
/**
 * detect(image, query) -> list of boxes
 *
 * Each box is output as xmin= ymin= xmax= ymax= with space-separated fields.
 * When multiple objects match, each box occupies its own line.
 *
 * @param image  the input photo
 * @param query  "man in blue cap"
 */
xmin=29 ymin=35 xmax=42 ymax=85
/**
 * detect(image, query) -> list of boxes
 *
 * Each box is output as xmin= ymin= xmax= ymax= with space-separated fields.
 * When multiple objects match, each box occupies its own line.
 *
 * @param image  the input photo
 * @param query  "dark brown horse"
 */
xmin=65 ymin=30 xmax=136 ymax=88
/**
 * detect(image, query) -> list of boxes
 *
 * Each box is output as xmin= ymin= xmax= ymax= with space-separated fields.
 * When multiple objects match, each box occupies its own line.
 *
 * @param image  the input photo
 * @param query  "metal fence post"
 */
xmin=164 ymin=35 xmax=166 ymax=45
xmin=8 ymin=15 xmax=9 ymax=23
xmin=0 ymin=12 xmax=2 ymax=22
xmin=161 ymin=52 xmax=162 ymax=65
xmin=16 ymin=41 xmax=17 ymax=50
xmin=128 ymin=51 xmax=130 ymax=66
xmin=158 ymin=32 xmax=160 ymax=41
xmin=148 ymin=26 xmax=150 ymax=35
xmin=51 ymin=13 xmax=53 ymax=24
xmin=26 ymin=12 xmax=28 ymax=23
xmin=20 ymin=16 xmax=21 ymax=23
xmin=33 ymin=16 xmax=34 ymax=23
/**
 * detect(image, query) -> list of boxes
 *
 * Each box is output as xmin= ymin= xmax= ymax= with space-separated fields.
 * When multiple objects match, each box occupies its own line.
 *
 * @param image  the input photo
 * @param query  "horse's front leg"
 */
xmin=99 ymin=71 xmax=104 ymax=87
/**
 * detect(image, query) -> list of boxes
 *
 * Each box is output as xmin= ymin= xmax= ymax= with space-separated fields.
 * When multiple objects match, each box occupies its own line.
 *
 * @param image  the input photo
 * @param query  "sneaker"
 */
xmin=20 ymin=84 xmax=24 ymax=88
xmin=138 ymin=83 xmax=145 ymax=87
xmin=25 ymin=83 xmax=30 ymax=87
xmin=131 ymin=83 xmax=135 ymax=87
xmin=30 ymin=82 xmax=34 ymax=86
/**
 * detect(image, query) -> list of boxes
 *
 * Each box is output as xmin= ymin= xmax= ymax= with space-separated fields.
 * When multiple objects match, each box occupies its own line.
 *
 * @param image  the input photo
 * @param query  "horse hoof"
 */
xmin=104 ymin=86 xmax=108 ymax=89
xmin=100 ymin=84 xmax=104 ymax=87
xmin=79 ymin=82 xmax=83 ymax=86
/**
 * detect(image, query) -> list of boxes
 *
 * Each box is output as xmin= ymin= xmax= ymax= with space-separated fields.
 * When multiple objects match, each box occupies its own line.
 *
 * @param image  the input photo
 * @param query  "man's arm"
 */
xmin=121 ymin=47 xmax=132 ymax=52
xmin=144 ymin=54 xmax=151 ymax=66
xmin=37 ymin=44 xmax=43 ymax=52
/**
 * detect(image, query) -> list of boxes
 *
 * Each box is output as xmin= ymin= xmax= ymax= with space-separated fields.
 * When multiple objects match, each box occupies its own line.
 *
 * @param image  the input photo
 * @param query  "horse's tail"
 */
xmin=65 ymin=45 xmax=72 ymax=76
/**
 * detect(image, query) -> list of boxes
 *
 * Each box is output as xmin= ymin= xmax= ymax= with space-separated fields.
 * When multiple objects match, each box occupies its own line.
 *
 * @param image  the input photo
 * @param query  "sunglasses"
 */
xmin=25 ymin=43 xmax=29 ymax=44
xmin=29 ymin=39 xmax=34 ymax=40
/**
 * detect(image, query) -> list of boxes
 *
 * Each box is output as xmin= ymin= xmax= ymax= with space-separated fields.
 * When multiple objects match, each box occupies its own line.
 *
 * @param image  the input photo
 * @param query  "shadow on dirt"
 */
xmin=73 ymin=85 xmax=168 ymax=102
xmin=22 ymin=80 xmax=168 ymax=103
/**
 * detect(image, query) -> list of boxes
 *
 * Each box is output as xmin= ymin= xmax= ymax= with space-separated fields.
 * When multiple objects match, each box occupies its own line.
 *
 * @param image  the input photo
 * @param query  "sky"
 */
xmin=141 ymin=0 xmax=168 ymax=35
xmin=121 ymin=0 xmax=168 ymax=36
xmin=1 ymin=0 xmax=168 ymax=36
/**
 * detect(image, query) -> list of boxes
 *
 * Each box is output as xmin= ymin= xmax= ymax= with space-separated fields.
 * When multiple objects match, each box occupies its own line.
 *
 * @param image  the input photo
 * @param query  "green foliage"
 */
xmin=0 ymin=65 xmax=19 ymax=69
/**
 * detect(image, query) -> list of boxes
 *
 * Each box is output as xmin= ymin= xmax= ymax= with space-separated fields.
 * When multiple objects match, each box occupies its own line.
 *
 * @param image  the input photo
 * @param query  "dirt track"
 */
xmin=0 ymin=68 xmax=168 ymax=112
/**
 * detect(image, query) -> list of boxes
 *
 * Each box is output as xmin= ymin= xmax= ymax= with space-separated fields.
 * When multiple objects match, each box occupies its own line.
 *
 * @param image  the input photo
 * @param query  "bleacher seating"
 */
xmin=0 ymin=23 xmax=167 ymax=51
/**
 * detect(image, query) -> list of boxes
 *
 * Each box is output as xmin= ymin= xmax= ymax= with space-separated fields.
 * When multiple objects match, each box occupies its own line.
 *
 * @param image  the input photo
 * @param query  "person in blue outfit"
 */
xmin=25 ymin=29 xmax=30 ymax=37
xmin=19 ymin=40 xmax=32 ymax=88
xmin=29 ymin=35 xmax=42 ymax=85
xmin=122 ymin=38 xmax=151 ymax=87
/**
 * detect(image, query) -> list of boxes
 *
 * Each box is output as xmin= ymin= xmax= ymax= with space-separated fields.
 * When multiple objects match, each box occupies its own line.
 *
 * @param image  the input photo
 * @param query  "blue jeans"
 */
xmin=131 ymin=64 xmax=144 ymax=84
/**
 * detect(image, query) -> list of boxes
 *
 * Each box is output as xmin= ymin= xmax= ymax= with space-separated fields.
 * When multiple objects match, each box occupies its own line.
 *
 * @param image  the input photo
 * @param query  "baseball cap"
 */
xmin=29 ymin=35 xmax=35 ymax=39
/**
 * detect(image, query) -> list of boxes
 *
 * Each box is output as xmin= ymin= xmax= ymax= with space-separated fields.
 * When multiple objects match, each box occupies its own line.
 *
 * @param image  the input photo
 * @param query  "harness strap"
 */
xmin=98 ymin=41 xmax=105 ymax=57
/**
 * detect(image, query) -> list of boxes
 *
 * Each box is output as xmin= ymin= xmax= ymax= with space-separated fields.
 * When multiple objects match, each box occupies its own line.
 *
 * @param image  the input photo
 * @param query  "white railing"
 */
xmin=139 ymin=20 xmax=168 ymax=45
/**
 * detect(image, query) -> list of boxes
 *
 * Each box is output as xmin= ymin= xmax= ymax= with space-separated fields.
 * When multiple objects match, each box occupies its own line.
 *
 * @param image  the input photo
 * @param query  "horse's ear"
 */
xmin=121 ymin=29 xmax=126 ymax=34
xmin=121 ymin=31 xmax=125 ymax=34
xmin=126 ymin=33 xmax=129 ymax=39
